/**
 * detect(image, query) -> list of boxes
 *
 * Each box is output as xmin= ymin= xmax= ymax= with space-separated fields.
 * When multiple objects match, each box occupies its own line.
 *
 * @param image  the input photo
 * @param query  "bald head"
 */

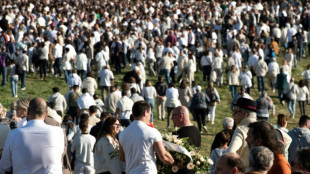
xmin=28 ymin=97 xmax=48 ymax=120
xmin=172 ymin=106 xmax=192 ymax=127
xmin=215 ymin=152 xmax=245 ymax=174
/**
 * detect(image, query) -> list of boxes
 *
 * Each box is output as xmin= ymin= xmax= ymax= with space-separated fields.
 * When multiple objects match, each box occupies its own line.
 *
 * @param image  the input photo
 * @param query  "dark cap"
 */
xmin=234 ymin=98 xmax=256 ymax=112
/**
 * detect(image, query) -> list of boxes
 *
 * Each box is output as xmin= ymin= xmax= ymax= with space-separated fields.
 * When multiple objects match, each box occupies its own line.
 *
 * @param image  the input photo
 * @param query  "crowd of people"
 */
xmin=0 ymin=0 xmax=310 ymax=173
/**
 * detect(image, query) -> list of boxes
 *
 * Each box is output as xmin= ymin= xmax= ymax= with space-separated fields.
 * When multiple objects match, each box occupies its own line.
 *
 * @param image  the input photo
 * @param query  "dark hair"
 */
xmin=168 ymin=83 xmax=176 ymax=88
xmin=52 ymin=87 xmax=59 ymax=93
xmin=299 ymin=80 xmax=305 ymax=88
xmin=248 ymin=121 xmax=284 ymax=154
xmin=218 ymin=130 xmax=231 ymax=146
xmin=295 ymin=147 xmax=310 ymax=171
xmin=89 ymin=105 xmax=97 ymax=114
xmin=299 ymin=115 xmax=310 ymax=127
xmin=100 ymin=112 xmax=111 ymax=120
xmin=48 ymin=102 xmax=56 ymax=109
xmin=82 ymin=88 xmax=88 ymax=93
xmin=101 ymin=117 xmax=119 ymax=137
xmin=131 ymin=87 xmax=137 ymax=94
xmin=277 ymin=114 xmax=287 ymax=127
xmin=79 ymin=119 xmax=88 ymax=132
xmin=180 ymin=80 xmax=187 ymax=89
xmin=132 ymin=101 xmax=151 ymax=118
xmin=93 ymin=94 xmax=99 ymax=99
xmin=80 ymin=113 xmax=89 ymax=120
xmin=226 ymin=154 xmax=245 ymax=173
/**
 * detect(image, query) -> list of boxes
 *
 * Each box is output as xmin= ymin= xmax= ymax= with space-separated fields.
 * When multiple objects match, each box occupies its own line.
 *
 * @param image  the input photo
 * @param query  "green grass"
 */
xmin=0 ymin=50 xmax=308 ymax=157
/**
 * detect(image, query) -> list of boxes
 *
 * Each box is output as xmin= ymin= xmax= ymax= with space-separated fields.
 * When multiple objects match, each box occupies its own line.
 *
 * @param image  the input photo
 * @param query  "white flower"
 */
xmin=200 ymin=157 xmax=205 ymax=162
xmin=196 ymin=161 xmax=200 ymax=165
xmin=207 ymin=158 xmax=214 ymax=165
xmin=195 ymin=172 xmax=200 ymax=174
xmin=172 ymin=166 xmax=179 ymax=173
xmin=190 ymin=151 xmax=196 ymax=156
xmin=187 ymin=163 xmax=195 ymax=170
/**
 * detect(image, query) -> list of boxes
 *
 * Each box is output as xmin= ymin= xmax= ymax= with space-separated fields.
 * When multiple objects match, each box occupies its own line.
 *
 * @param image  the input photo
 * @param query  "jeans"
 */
xmin=39 ymin=59 xmax=48 ymax=79
xmin=123 ymin=53 xmax=127 ymax=68
xmin=229 ymin=85 xmax=237 ymax=98
xmin=145 ymin=98 xmax=154 ymax=122
xmin=77 ymin=70 xmax=87 ymax=81
xmin=100 ymin=86 xmax=110 ymax=101
xmin=278 ymin=89 xmax=284 ymax=103
xmin=159 ymin=69 xmax=170 ymax=84
xmin=10 ymin=76 xmax=18 ymax=97
xmin=287 ymin=99 xmax=296 ymax=118
xmin=53 ymin=58 xmax=62 ymax=76
xmin=0 ymin=66 xmax=6 ymax=86
xmin=156 ymin=96 xmax=166 ymax=120
xmin=298 ymin=100 xmax=306 ymax=116
xmin=21 ymin=71 xmax=26 ymax=88
xmin=257 ymin=76 xmax=265 ymax=92
xmin=64 ymin=70 xmax=71 ymax=83
xmin=166 ymin=107 xmax=175 ymax=127
xmin=87 ymin=59 xmax=91 ymax=73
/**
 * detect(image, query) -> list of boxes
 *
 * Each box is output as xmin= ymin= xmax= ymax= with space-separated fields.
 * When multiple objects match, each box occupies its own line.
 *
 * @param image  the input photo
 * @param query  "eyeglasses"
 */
xmin=113 ymin=123 xmax=121 ymax=127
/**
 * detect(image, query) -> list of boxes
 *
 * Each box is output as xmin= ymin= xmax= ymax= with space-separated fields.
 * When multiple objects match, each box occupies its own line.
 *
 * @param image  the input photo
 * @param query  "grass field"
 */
xmin=0 ymin=49 xmax=308 ymax=157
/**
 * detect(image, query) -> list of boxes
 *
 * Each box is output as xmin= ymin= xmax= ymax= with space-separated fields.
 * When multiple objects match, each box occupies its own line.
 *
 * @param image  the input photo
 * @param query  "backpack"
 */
xmin=209 ymin=92 xmax=218 ymax=103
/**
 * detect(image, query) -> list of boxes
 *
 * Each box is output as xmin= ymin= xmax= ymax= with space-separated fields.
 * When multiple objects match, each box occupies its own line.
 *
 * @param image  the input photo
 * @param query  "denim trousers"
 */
xmin=0 ymin=66 xmax=6 ymax=86
xmin=257 ymin=76 xmax=265 ymax=92
xmin=10 ymin=76 xmax=18 ymax=97
xmin=159 ymin=69 xmax=170 ymax=84
xmin=145 ymin=98 xmax=154 ymax=122
xmin=78 ymin=70 xmax=87 ymax=81
xmin=287 ymin=99 xmax=296 ymax=117
xmin=21 ymin=71 xmax=26 ymax=88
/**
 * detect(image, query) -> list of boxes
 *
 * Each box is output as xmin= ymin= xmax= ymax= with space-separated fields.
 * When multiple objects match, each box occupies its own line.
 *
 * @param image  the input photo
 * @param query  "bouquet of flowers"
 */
xmin=157 ymin=134 xmax=213 ymax=174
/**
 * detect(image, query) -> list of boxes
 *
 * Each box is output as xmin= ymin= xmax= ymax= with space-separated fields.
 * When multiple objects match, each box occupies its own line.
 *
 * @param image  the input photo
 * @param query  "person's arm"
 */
xmin=153 ymin=141 xmax=174 ymax=165
xmin=119 ymin=144 xmax=125 ymax=162
xmin=115 ymin=108 xmax=120 ymax=118
xmin=103 ymin=138 xmax=124 ymax=174
xmin=0 ymin=134 xmax=12 ymax=172
xmin=226 ymin=128 xmax=244 ymax=153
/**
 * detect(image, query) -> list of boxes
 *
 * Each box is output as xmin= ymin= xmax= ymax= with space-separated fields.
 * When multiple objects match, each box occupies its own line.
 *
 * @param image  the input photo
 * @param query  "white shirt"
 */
xmin=166 ymin=87 xmax=179 ymax=99
xmin=0 ymin=120 xmax=64 ymax=174
xmin=81 ymin=77 xmax=98 ymax=96
xmin=98 ymin=69 xmax=114 ymax=87
xmin=67 ymin=73 xmax=82 ymax=88
xmin=116 ymin=96 xmax=134 ymax=120
xmin=232 ymin=52 xmax=242 ymax=69
xmin=17 ymin=117 xmax=27 ymax=128
xmin=0 ymin=122 xmax=10 ymax=150
xmin=141 ymin=86 xmax=157 ymax=99
xmin=301 ymin=70 xmax=310 ymax=80
xmin=268 ymin=62 xmax=280 ymax=73
xmin=77 ymin=93 xmax=96 ymax=109
xmin=95 ymin=50 xmax=106 ymax=71
xmin=76 ymin=53 xmax=88 ymax=71
xmin=298 ymin=86 xmax=309 ymax=101
xmin=119 ymin=121 xmax=162 ymax=174
xmin=53 ymin=43 xmax=63 ymax=58
xmin=48 ymin=92 xmax=67 ymax=112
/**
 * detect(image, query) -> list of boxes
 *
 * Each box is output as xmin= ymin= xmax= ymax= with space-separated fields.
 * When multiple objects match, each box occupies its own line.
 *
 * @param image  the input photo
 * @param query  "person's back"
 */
xmin=277 ymin=72 xmax=287 ymax=90
xmin=119 ymin=120 xmax=161 ymax=174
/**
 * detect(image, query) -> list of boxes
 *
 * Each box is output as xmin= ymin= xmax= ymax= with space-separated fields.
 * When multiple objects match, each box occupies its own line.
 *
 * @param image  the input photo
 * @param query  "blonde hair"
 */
xmin=16 ymin=98 xmax=31 ymax=110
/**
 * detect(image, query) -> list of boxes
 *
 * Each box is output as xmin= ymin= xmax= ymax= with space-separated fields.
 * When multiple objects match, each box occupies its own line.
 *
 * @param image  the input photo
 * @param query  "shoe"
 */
xmin=203 ymin=126 xmax=208 ymax=133
xmin=211 ymin=121 xmax=214 ymax=125
xmin=21 ymin=87 xmax=26 ymax=90
xmin=14 ymin=95 xmax=18 ymax=98
xmin=272 ymin=89 xmax=275 ymax=93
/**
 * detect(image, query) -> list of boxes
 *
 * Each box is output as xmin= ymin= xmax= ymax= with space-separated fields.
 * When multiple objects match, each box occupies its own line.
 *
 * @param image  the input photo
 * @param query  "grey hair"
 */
xmin=223 ymin=117 xmax=234 ymax=129
xmin=249 ymin=146 xmax=274 ymax=172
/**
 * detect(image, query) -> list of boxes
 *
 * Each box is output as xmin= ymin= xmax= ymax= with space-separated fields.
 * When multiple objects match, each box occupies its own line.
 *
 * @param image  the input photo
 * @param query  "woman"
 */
xmin=205 ymin=82 xmax=220 ymax=125
xmin=239 ymin=66 xmax=252 ymax=94
xmin=165 ymin=83 xmax=181 ymax=128
xmin=212 ymin=52 xmax=223 ymax=86
xmin=38 ymin=42 xmax=48 ymax=80
xmin=256 ymin=91 xmax=275 ymax=121
xmin=62 ymin=47 xmax=73 ymax=82
xmin=146 ymin=43 xmax=156 ymax=76
xmin=200 ymin=51 xmax=212 ymax=85
xmin=297 ymin=80 xmax=309 ymax=116
xmin=228 ymin=65 xmax=239 ymax=98
xmin=94 ymin=117 xmax=125 ymax=174
xmin=7 ymin=59 xmax=19 ymax=98
xmin=178 ymin=80 xmax=193 ymax=108
xmin=277 ymin=114 xmax=288 ymax=133
xmin=187 ymin=54 xmax=196 ymax=87
xmin=280 ymin=60 xmax=291 ymax=81
xmin=190 ymin=85 xmax=209 ymax=133
xmin=141 ymin=80 xmax=157 ymax=123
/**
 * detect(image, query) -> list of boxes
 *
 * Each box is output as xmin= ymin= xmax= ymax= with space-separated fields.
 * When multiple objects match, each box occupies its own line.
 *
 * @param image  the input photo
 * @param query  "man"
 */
xmin=0 ymin=46 xmax=11 ymax=86
xmin=246 ymin=121 xmax=291 ymax=174
xmin=104 ymin=86 xmax=121 ymax=116
xmin=88 ymin=105 xmax=100 ymax=127
xmin=119 ymin=101 xmax=174 ymax=174
xmin=285 ymin=78 xmax=298 ymax=118
xmin=71 ymin=119 xmax=96 ymax=173
xmin=246 ymin=146 xmax=274 ymax=174
xmin=98 ymin=65 xmax=114 ymax=101
xmin=158 ymin=51 xmax=174 ymax=84
xmin=231 ymin=86 xmax=253 ymax=110
xmin=154 ymin=76 xmax=168 ymax=120
xmin=172 ymin=106 xmax=201 ymax=147
xmin=67 ymin=85 xmax=82 ymax=124
xmin=81 ymin=72 xmax=97 ymax=96
xmin=275 ymin=68 xmax=288 ymax=104
xmin=67 ymin=69 xmax=82 ymax=89
xmin=287 ymin=115 xmax=310 ymax=164
xmin=254 ymin=56 xmax=268 ymax=93
xmin=130 ymin=87 xmax=144 ymax=103
xmin=16 ymin=49 xmax=28 ymax=90
xmin=75 ymin=49 xmax=88 ymax=81
xmin=214 ymin=152 xmax=245 ymax=174
xmin=48 ymin=87 xmax=67 ymax=117
xmin=292 ymin=147 xmax=310 ymax=173
xmin=227 ymin=98 xmax=257 ymax=167
xmin=123 ymin=66 xmax=141 ymax=84
xmin=77 ymin=88 xmax=96 ymax=114
xmin=116 ymin=90 xmax=134 ymax=127
xmin=0 ymin=97 xmax=65 ymax=173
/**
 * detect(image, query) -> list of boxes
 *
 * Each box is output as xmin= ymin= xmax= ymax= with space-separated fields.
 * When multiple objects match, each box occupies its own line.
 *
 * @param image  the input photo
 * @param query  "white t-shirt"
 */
xmin=119 ymin=121 xmax=162 ymax=174
xmin=98 ymin=69 xmax=114 ymax=87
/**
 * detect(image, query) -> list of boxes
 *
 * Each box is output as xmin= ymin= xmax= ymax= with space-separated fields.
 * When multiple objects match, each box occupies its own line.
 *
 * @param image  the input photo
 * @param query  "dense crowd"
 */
xmin=0 ymin=0 xmax=310 ymax=173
